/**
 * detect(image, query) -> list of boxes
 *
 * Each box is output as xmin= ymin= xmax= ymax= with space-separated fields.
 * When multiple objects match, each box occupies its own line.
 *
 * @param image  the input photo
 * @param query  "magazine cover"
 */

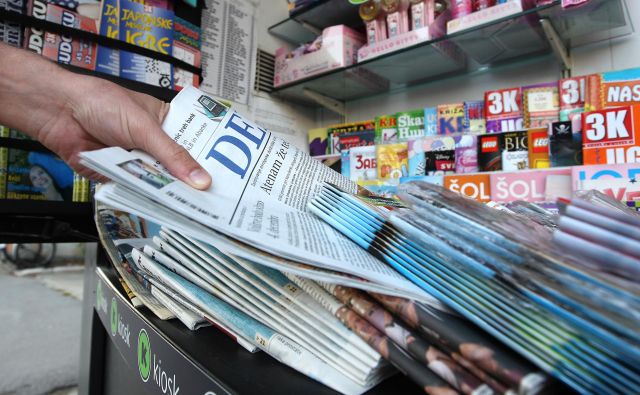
xmin=23 ymin=0 xmax=48 ymax=55
xmin=463 ymin=100 xmax=485 ymax=134
xmin=173 ymin=15 xmax=201 ymax=50
xmin=501 ymin=130 xmax=529 ymax=171
xmin=477 ymin=133 xmax=503 ymax=171
xmin=582 ymin=105 xmax=638 ymax=165
xmin=341 ymin=150 xmax=350 ymax=180
xmin=396 ymin=110 xmax=425 ymax=141
xmin=0 ymin=126 xmax=7 ymax=198
xmin=173 ymin=41 xmax=200 ymax=90
xmin=490 ymin=168 xmax=572 ymax=203
xmin=119 ymin=0 xmax=174 ymax=86
xmin=454 ymin=134 xmax=478 ymax=173
xmin=348 ymin=146 xmax=377 ymax=182
xmin=376 ymin=143 xmax=408 ymax=180
xmin=374 ymin=115 xmax=397 ymax=144
xmin=437 ymin=103 xmax=464 ymax=135
xmin=43 ymin=5 xmax=98 ymax=70
xmin=423 ymin=107 xmax=437 ymax=136
xmin=571 ymin=162 xmax=640 ymax=195
xmin=522 ymin=82 xmax=559 ymax=129
xmin=6 ymin=149 xmax=74 ymax=201
xmin=484 ymin=87 xmax=523 ymax=133
xmin=527 ymin=128 xmax=550 ymax=169
xmin=2 ymin=0 xmax=25 ymax=47
xmin=328 ymin=120 xmax=375 ymax=154
xmin=309 ymin=127 xmax=329 ymax=156
xmin=596 ymin=67 xmax=640 ymax=109
xmin=548 ymin=121 xmax=582 ymax=167
xmin=559 ymin=75 xmax=586 ymax=121
xmin=95 ymin=0 xmax=119 ymax=76
xmin=443 ymin=173 xmax=491 ymax=202
xmin=408 ymin=136 xmax=456 ymax=176
xmin=338 ymin=130 xmax=375 ymax=152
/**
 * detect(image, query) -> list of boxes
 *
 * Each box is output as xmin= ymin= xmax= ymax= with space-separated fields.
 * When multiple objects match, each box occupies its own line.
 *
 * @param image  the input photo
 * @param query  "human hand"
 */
xmin=0 ymin=44 xmax=211 ymax=190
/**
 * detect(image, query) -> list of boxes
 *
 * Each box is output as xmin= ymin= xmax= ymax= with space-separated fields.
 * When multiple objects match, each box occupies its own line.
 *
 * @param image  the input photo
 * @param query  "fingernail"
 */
xmin=189 ymin=169 xmax=211 ymax=189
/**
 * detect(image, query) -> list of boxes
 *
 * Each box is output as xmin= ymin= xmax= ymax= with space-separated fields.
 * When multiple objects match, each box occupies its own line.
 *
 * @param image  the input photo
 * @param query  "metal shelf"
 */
xmin=270 ymin=0 xmax=633 ymax=110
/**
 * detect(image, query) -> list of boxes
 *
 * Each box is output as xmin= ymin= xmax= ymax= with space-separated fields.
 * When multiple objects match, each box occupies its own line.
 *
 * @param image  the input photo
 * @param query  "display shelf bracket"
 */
xmin=540 ymin=18 xmax=572 ymax=77
xmin=302 ymin=88 xmax=346 ymax=116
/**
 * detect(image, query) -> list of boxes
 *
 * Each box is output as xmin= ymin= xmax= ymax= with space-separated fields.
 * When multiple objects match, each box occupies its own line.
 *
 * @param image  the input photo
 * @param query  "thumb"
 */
xmin=143 ymin=130 xmax=212 ymax=190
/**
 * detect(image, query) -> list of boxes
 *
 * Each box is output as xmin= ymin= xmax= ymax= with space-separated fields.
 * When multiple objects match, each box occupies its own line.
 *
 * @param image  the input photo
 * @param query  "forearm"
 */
xmin=0 ymin=43 xmax=87 ymax=139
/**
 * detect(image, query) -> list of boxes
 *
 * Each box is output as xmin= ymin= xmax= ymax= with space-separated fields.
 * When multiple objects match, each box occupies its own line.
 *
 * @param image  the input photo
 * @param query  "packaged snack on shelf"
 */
xmin=559 ymin=75 xmax=586 ymax=121
xmin=454 ymin=134 xmax=478 ymax=173
xmin=377 ymin=142 xmax=408 ymax=180
xmin=522 ymin=82 xmax=559 ymax=129
xmin=444 ymin=173 xmax=491 ymax=202
xmin=485 ymin=86 xmax=524 ymax=133
xmin=396 ymin=110 xmax=425 ymax=140
xmin=308 ymin=128 xmax=329 ymax=156
xmin=349 ymin=145 xmax=378 ymax=182
xmin=381 ymin=0 xmax=410 ymax=38
xmin=338 ymin=130 xmax=376 ymax=152
xmin=463 ymin=100 xmax=485 ymax=134
xmin=409 ymin=0 xmax=436 ymax=30
xmin=274 ymin=25 xmax=364 ymax=87
xmin=360 ymin=0 xmax=387 ymax=45
xmin=42 ymin=5 xmax=98 ymax=70
xmin=328 ymin=120 xmax=375 ymax=154
xmin=357 ymin=7 xmax=452 ymax=62
xmin=490 ymin=168 xmax=572 ymax=203
xmin=436 ymin=103 xmax=464 ymax=135
xmin=501 ymin=130 xmax=529 ymax=171
xmin=549 ymin=121 xmax=582 ymax=167
xmin=478 ymin=133 xmax=504 ymax=171
xmin=582 ymin=105 xmax=639 ymax=165
xmin=399 ymin=174 xmax=443 ymax=185
xmin=527 ymin=128 xmax=550 ymax=169
xmin=423 ymin=107 xmax=438 ymax=136
xmin=375 ymin=115 xmax=398 ymax=144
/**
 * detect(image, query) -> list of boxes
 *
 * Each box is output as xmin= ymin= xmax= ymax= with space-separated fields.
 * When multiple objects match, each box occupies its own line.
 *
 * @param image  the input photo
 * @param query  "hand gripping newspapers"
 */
xmin=79 ymin=86 xmax=437 ymax=304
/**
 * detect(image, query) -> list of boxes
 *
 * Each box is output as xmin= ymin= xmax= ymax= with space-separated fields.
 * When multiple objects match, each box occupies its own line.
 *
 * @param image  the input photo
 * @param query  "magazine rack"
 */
xmin=78 ymin=243 xmax=424 ymax=395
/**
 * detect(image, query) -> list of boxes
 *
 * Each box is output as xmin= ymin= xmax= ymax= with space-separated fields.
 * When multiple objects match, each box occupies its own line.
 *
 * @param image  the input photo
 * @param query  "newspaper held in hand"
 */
xmin=79 ymin=86 xmax=429 ymax=302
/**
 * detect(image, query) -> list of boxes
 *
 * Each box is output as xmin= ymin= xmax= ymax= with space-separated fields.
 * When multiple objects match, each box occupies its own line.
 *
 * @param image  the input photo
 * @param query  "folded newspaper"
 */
xmin=80 ymin=86 xmax=437 ymax=305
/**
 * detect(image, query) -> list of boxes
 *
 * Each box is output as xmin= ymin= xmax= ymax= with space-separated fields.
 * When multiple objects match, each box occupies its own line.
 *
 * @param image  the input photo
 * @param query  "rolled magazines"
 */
xmin=370 ymin=293 xmax=545 ymax=394
xmin=323 ymin=284 xmax=497 ymax=395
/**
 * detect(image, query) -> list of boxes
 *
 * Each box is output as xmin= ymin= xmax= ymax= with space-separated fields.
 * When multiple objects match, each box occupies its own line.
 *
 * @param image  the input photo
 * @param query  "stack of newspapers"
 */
xmin=81 ymin=87 xmax=636 ymax=394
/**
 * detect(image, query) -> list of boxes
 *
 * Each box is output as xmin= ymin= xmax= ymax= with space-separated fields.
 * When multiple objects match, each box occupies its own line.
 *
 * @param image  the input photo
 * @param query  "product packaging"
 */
xmin=381 ymin=0 xmax=410 ymax=38
xmin=360 ymin=0 xmax=387 ymax=45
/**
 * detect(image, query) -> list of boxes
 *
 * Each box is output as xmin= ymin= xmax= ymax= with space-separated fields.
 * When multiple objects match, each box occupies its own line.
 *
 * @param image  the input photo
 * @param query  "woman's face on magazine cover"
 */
xmin=30 ymin=165 xmax=53 ymax=189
